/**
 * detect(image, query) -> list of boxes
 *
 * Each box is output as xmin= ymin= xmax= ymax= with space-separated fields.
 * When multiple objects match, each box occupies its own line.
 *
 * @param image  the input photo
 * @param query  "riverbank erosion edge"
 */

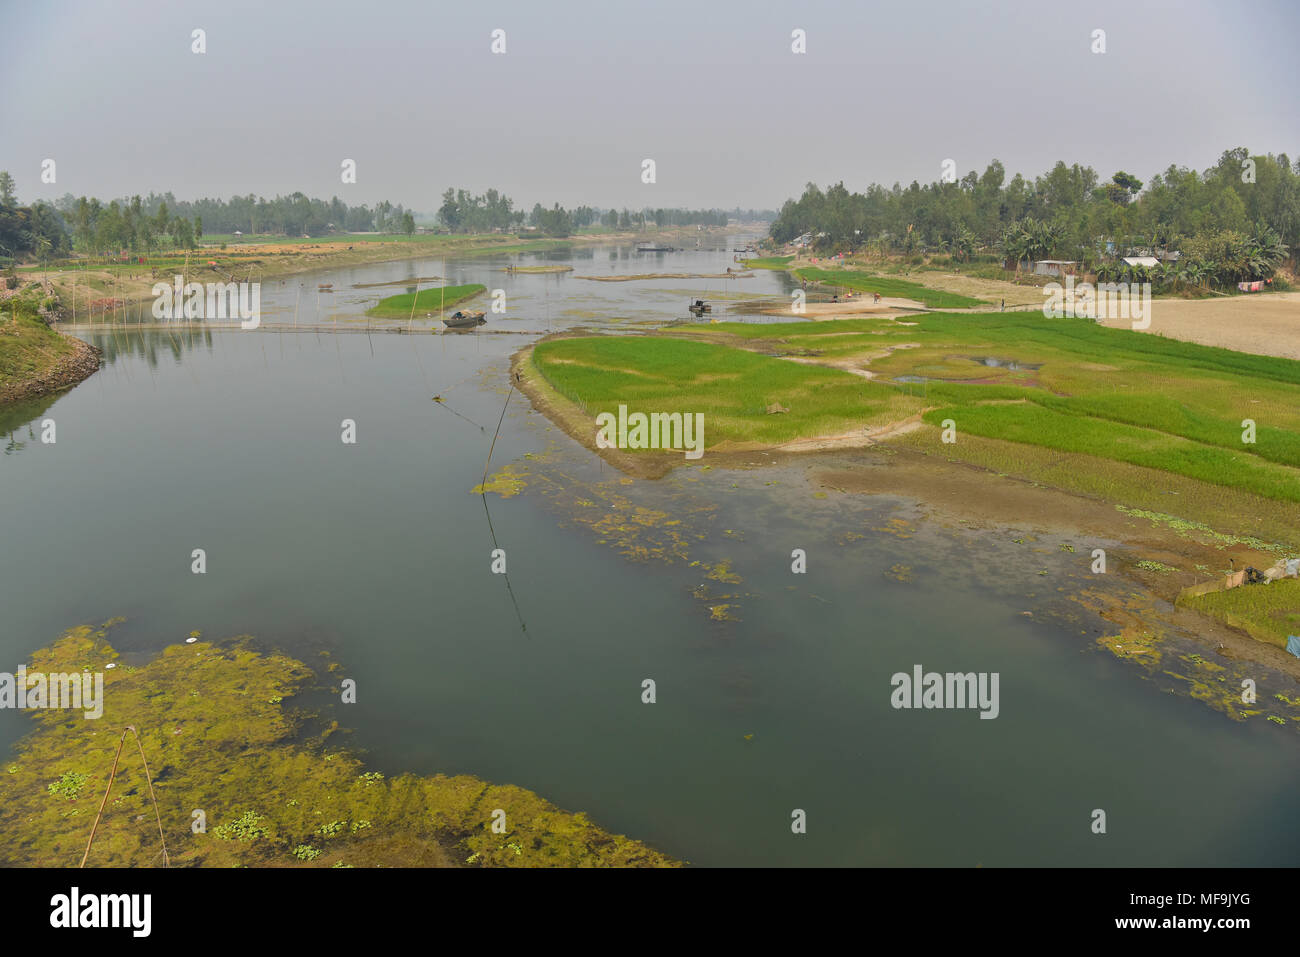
xmin=0 ymin=326 xmax=100 ymax=404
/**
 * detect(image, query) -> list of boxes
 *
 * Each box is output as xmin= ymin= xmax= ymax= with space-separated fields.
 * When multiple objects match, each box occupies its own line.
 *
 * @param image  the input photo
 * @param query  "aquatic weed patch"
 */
xmin=0 ymin=622 xmax=677 ymax=867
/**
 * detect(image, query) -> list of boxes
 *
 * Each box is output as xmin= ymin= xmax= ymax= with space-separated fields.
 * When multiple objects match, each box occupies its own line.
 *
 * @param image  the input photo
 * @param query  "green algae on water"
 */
xmin=0 ymin=622 xmax=677 ymax=868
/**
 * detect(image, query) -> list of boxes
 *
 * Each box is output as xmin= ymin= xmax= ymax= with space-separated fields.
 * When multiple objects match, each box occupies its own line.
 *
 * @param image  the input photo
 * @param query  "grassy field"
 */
xmin=793 ymin=268 xmax=987 ymax=308
xmin=365 ymin=283 xmax=486 ymax=319
xmin=741 ymin=256 xmax=795 ymax=270
xmin=700 ymin=312 xmax=1300 ymax=500
xmin=0 ymin=307 xmax=76 ymax=387
xmin=532 ymin=336 xmax=922 ymax=447
xmin=1183 ymin=580 xmax=1300 ymax=647
xmin=532 ymin=310 xmax=1300 ymax=540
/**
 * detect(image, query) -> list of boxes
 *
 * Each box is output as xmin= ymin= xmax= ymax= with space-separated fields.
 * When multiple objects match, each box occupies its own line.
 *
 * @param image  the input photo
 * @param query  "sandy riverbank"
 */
xmin=1097 ymin=291 xmax=1300 ymax=359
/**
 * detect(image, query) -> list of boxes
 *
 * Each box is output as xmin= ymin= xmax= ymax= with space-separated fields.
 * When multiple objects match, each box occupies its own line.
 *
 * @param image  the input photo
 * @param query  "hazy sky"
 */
xmin=3 ymin=0 xmax=1297 ymax=212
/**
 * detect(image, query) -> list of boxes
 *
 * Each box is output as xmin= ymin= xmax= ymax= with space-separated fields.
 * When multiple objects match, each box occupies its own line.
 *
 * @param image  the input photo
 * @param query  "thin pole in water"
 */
xmin=408 ymin=276 xmax=420 ymax=334
xmin=481 ymin=382 xmax=515 ymax=488
xmin=480 ymin=490 xmax=528 ymax=637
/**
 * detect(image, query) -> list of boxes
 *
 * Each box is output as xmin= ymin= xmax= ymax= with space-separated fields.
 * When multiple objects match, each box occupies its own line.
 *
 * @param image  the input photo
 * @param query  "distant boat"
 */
xmin=688 ymin=299 xmax=711 ymax=317
xmin=317 ymin=283 xmax=333 ymax=291
xmin=637 ymin=241 xmax=676 ymax=252
xmin=443 ymin=310 xmax=486 ymax=329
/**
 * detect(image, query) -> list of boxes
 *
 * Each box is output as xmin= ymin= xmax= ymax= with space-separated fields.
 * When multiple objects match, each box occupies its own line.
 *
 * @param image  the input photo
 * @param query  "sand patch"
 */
xmin=1096 ymin=292 xmax=1300 ymax=359
xmin=759 ymin=297 xmax=919 ymax=319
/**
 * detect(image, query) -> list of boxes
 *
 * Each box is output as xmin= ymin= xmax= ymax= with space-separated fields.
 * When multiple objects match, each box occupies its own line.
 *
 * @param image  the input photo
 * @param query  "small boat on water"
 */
xmin=688 ymin=299 xmax=712 ymax=317
xmin=317 ymin=283 xmax=333 ymax=291
xmin=442 ymin=310 xmax=486 ymax=329
xmin=637 ymin=241 xmax=676 ymax=252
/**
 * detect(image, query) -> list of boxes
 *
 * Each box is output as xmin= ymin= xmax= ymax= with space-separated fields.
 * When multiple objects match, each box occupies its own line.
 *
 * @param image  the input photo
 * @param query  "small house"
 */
xmin=1032 ymin=260 xmax=1077 ymax=277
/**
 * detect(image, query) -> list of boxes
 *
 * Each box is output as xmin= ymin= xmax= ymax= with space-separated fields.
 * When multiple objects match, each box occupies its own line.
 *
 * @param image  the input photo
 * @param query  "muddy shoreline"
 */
xmin=512 ymin=341 xmax=1300 ymax=680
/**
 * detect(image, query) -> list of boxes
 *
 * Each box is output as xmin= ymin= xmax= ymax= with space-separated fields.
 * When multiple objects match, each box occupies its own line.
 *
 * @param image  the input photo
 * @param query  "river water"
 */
xmin=2 ymin=238 xmax=1296 ymax=866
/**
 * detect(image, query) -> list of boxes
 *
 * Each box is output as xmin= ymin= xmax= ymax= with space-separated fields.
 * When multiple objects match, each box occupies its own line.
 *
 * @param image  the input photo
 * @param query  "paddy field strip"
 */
xmin=532 ymin=335 xmax=922 ymax=448
xmin=739 ymin=256 xmax=795 ymax=270
xmin=364 ymin=283 xmax=486 ymax=319
xmin=1182 ymin=579 xmax=1300 ymax=648
xmin=530 ymin=312 xmax=1300 ymax=547
xmin=792 ymin=268 xmax=988 ymax=308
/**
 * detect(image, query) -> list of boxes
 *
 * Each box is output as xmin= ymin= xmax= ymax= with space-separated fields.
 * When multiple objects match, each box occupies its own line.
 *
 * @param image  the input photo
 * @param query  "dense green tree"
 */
xmin=768 ymin=147 xmax=1300 ymax=287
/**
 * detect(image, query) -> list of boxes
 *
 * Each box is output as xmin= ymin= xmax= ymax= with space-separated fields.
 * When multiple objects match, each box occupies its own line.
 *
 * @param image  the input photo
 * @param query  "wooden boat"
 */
xmin=317 ymin=283 xmax=333 ymax=291
xmin=443 ymin=310 xmax=486 ymax=329
xmin=688 ymin=299 xmax=711 ymax=317
xmin=636 ymin=242 xmax=676 ymax=252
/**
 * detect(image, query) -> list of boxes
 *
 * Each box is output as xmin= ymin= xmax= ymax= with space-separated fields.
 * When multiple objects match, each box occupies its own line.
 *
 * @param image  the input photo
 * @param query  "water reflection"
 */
xmin=78 ymin=325 xmax=214 ymax=368
xmin=1 ymin=393 xmax=57 ymax=455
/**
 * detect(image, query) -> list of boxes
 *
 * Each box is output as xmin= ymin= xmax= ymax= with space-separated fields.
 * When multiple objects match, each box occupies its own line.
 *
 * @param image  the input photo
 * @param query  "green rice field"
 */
xmin=794 ymin=267 xmax=987 ymax=308
xmin=534 ymin=311 xmax=1300 ymax=526
xmin=365 ymin=283 xmax=486 ymax=319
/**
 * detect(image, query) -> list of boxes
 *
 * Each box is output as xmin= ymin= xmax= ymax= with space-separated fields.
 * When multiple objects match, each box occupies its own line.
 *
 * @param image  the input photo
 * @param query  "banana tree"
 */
xmin=951 ymin=224 xmax=976 ymax=263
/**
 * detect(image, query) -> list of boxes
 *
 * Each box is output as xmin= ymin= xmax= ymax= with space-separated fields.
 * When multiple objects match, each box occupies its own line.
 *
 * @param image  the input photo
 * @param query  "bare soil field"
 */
xmin=759 ymin=297 xmax=920 ymax=319
xmin=1097 ymin=292 xmax=1300 ymax=359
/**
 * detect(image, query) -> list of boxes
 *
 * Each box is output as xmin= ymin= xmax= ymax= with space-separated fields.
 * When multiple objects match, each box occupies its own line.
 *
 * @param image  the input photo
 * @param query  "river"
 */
xmin=2 ymin=237 xmax=1296 ymax=865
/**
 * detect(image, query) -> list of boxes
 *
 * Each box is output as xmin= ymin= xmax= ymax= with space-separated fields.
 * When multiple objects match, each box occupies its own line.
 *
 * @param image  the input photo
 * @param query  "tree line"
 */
xmin=0 ymin=170 xmax=776 ymax=261
xmin=0 ymin=171 xmax=69 ymax=263
xmin=435 ymin=186 xmax=767 ymax=237
xmin=769 ymin=147 xmax=1297 ymax=287
xmin=0 ymin=179 xmax=418 ymax=259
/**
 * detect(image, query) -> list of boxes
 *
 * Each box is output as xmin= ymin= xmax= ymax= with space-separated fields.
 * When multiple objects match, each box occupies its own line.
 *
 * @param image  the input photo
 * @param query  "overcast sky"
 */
xmin=3 ymin=0 xmax=1297 ymax=213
